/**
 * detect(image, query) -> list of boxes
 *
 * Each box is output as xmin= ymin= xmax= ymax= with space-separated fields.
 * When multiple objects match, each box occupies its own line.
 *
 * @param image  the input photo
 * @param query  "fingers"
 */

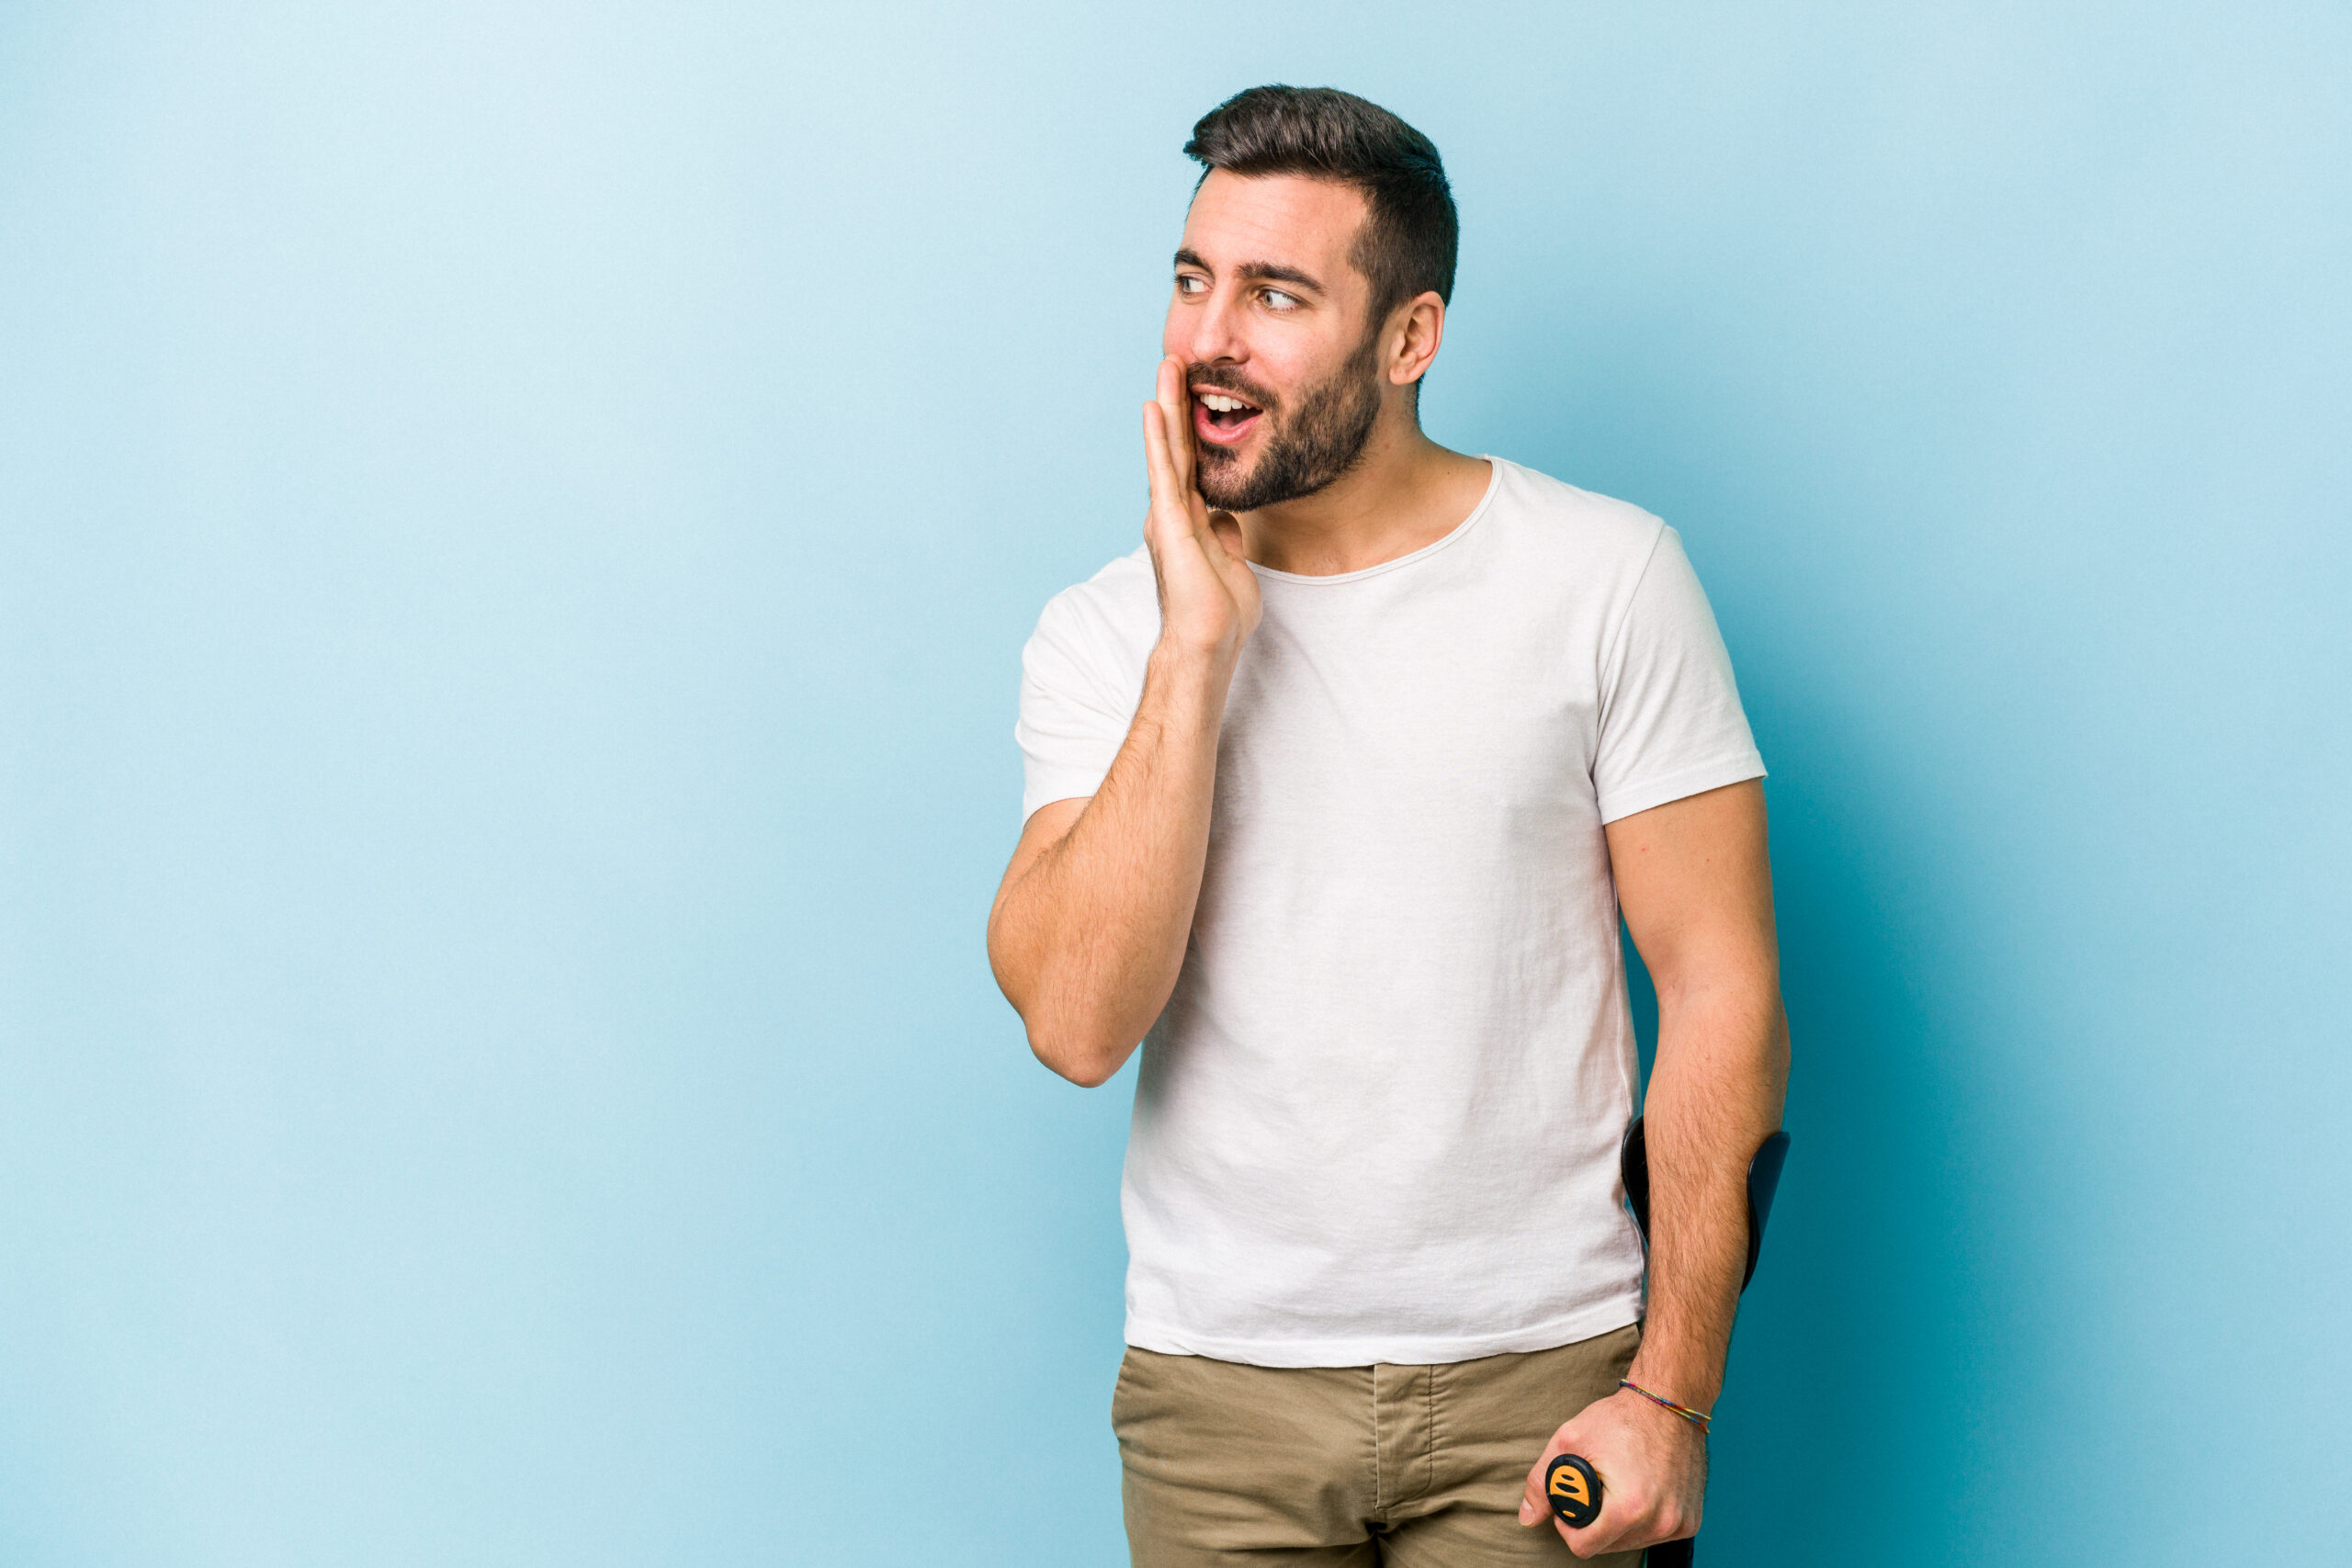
xmin=1142 ymin=399 xmax=1208 ymax=561
xmin=1141 ymin=398 xmax=1180 ymax=533
xmin=1519 ymin=1436 xmax=1559 ymax=1524
xmin=1519 ymin=1429 xmax=1578 ymax=1529
xmin=1518 ymin=1420 xmax=1667 ymax=1558
xmin=1144 ymin=356 xmax=1258 ymax=655
xmin=1558 ymin=1495 xmax=1619 ymax=1557
xmin=1518 ymin=1471 xmax=1545 ymax=1527
xmin=1154 ymin=355 xmax=1197 ymax=494
xmin=1553 ymin=1467 xmax=1690 ymax=1559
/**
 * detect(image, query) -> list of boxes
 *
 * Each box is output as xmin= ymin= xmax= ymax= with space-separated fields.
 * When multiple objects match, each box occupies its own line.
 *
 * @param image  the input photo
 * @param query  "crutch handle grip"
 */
xmin=1544 ymin=1453 xmax=1696 ymax=1563
xmin=1543 ymin=1452 xmax=1602 ymax=1528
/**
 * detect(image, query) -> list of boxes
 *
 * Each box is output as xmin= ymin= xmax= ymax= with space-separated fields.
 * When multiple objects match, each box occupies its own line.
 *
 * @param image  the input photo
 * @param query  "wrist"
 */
xmin=1147 ymin=634 xmax=1238 ymax=686
xmin=1616 ymin=1378 xmax=1713 ymax=1437
xmin=1623 ymin=1348 xmax=1721 ymax=1416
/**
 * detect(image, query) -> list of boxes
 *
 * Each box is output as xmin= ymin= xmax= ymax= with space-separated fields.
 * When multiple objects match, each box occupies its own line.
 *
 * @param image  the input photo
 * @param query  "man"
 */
xmin=987 ymin=85 xmax=1789 ymax=1566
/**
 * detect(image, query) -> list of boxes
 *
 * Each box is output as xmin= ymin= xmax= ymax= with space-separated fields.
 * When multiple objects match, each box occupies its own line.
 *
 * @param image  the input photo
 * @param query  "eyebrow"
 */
xmin=1174 ymin=248 xmax=1326 ymax=295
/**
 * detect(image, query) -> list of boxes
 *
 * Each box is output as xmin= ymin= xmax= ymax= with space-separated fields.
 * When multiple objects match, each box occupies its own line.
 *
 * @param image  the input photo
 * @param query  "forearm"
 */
xmin=1521 ymin=783 xmax=1782 ymax=1546
xmin=989 ymin=641 xmax=1233 ymax=1085
xmin=1624 ymin=982 xmax=1789 ymax=1410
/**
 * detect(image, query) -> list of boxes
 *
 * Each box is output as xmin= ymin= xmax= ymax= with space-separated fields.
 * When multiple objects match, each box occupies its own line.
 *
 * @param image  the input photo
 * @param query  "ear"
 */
xmin=1385 ymin=290 xmax=1448 ymax=389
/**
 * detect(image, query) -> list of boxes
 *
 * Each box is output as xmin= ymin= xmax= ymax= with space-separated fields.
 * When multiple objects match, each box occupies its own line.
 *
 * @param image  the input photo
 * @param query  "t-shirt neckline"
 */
xmin=1246 ymin=456 xmax=1506 ymax=586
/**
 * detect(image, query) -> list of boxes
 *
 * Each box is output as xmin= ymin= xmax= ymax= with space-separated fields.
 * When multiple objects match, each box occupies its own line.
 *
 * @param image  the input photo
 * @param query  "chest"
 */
xmin=1214 ymin=580 xmax=1604 ymax=829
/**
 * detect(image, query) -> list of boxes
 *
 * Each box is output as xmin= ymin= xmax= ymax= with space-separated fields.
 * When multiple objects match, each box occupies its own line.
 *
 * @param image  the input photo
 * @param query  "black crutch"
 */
xmin=1544 ymin=1118 xmax=1790 ymax=1567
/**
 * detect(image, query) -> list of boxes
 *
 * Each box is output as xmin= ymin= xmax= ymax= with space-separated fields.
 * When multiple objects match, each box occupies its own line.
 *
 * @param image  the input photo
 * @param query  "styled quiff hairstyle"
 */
xmin=1182 ymin=85 xmax=1459 ymax=334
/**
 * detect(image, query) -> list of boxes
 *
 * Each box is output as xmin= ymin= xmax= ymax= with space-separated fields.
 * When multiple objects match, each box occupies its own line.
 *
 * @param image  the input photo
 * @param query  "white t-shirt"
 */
xmin=1015 ymin=456 xmax=1766 ymax=1368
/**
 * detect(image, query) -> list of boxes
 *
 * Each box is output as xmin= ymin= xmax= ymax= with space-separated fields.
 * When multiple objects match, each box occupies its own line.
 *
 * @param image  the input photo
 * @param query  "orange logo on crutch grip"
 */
xmin=1544 ymin=1454 xmax=1601 ymax=1528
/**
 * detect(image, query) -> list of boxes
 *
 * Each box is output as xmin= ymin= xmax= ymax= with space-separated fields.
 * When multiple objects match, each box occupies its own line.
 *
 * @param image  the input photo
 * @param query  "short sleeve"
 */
xmin=1015 ymin=589 xmax=1143 ymax=821
xmin=1590 ymin=525 xmax=1767 ymax=824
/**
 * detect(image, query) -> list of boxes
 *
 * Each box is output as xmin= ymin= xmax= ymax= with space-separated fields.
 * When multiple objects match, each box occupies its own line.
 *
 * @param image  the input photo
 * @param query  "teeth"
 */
xmin=1199 ymin=394 xmax=1249 ymax=413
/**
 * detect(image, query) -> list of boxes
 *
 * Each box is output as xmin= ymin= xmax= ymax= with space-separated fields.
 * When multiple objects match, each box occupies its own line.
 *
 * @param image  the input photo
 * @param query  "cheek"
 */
xmin=1257 ymin=337 xmax=1331 ymax=405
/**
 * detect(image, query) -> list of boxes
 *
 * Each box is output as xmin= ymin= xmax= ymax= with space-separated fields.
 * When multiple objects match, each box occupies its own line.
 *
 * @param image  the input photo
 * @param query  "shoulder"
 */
xmin=1032 ymin=545 xmax=1158 ymax=645
xmin=1023 ymin=546 xmax=1159 ymax=692
xmin=1485 ymin=457 xmax=1669 ymax=572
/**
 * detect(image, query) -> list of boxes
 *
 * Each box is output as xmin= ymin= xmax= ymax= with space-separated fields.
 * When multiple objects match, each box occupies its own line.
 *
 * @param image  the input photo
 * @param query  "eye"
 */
xmin=1261 ymin=288 xmax=1299 ymax=310
xmin=1175 ymin=273 xmax=1208 ymax=296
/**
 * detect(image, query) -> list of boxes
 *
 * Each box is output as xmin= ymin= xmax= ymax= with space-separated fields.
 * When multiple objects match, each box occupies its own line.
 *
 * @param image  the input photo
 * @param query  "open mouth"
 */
xmin=1192 ymin=388 xmax=1266 ymax=446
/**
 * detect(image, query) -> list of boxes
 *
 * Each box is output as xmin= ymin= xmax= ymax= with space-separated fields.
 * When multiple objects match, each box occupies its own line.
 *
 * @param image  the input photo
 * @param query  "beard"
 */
xmin=1192 ymin=327 xmax=1385 ymax=513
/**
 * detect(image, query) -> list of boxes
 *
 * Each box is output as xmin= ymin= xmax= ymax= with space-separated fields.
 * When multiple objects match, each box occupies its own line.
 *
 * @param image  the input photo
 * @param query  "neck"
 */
xmin=1235 ymin=414 xmax=1492 ymax=577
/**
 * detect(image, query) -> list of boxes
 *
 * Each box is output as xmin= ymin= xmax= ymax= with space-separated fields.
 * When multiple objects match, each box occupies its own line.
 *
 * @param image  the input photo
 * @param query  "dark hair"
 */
xmin=1183 ymin=85 xmax=1458 ymax=333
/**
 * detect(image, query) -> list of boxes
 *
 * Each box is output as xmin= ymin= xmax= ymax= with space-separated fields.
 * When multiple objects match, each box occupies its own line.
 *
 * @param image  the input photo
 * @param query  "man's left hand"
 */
xmin=1516 ymin=1386 xmax=1706 ymax=1558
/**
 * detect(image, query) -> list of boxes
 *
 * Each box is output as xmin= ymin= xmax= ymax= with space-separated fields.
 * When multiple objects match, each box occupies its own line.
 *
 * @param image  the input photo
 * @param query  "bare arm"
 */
xmin=1614 ymin=776 xmax=1788 ymax=1420
xmin=1521 ymin=777 xmax=1789 ymax=1554
xmin=986 ymin=642 xmax=1228 ymax=1087
xmin=986 ymin=359 xmax=1261 ymax=1087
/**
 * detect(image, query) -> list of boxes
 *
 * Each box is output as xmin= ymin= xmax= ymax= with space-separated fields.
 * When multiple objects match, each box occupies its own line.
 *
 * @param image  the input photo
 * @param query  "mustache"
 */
xmin=1185 ymin=367 xmax=1281 ymax=413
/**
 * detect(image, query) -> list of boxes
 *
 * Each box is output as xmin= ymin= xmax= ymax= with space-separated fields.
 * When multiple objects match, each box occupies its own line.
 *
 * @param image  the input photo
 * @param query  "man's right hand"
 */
xmin=986 ymin=358 xmax=1257 ymax=1087
xmin=1143 ymin=356 xmax=1261 ymax=663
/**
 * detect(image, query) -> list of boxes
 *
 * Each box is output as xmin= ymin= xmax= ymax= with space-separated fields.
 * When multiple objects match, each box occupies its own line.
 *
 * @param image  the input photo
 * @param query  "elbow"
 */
xmin=1026 ymin=1022 xmax=1131 ymax=1089
xmin=983 ymin=940 xmax=1138 ymax=1086
xmin=1016 ymin=987 xmax=1139 ymax=1086
xmin=986 ymin=927 xmax=1143 ymax=1088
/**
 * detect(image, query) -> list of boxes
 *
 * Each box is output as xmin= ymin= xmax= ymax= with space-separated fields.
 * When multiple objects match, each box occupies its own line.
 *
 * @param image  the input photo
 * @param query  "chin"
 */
xmin=1194 ymin=451 xmax=1257 ymax=513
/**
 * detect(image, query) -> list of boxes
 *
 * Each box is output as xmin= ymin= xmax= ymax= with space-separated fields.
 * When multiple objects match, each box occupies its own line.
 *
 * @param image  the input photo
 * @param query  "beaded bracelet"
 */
xmin=1619 ymin=1378 xmax=1713 ymax=1434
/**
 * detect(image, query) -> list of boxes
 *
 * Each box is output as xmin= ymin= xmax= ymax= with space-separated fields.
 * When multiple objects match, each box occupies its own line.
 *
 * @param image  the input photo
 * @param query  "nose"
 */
xmin=1168 ymin=281 xmax=1247 ymax=373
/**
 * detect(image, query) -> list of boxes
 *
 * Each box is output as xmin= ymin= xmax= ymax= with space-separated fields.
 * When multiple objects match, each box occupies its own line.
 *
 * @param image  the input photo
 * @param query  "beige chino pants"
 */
xmin=1112 ymin=1323 xmax=1645 ymax=1567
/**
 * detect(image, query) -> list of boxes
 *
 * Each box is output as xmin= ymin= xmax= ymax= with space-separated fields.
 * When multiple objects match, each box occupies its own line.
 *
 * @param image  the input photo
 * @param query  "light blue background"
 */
xmin=4 ymin=3 xmax=2346 ymax=1562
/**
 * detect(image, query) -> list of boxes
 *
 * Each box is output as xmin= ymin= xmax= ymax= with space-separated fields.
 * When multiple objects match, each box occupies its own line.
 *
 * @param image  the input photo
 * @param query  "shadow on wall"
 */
xmin=1627 ymin=691 xmax=2064 ymax=1564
